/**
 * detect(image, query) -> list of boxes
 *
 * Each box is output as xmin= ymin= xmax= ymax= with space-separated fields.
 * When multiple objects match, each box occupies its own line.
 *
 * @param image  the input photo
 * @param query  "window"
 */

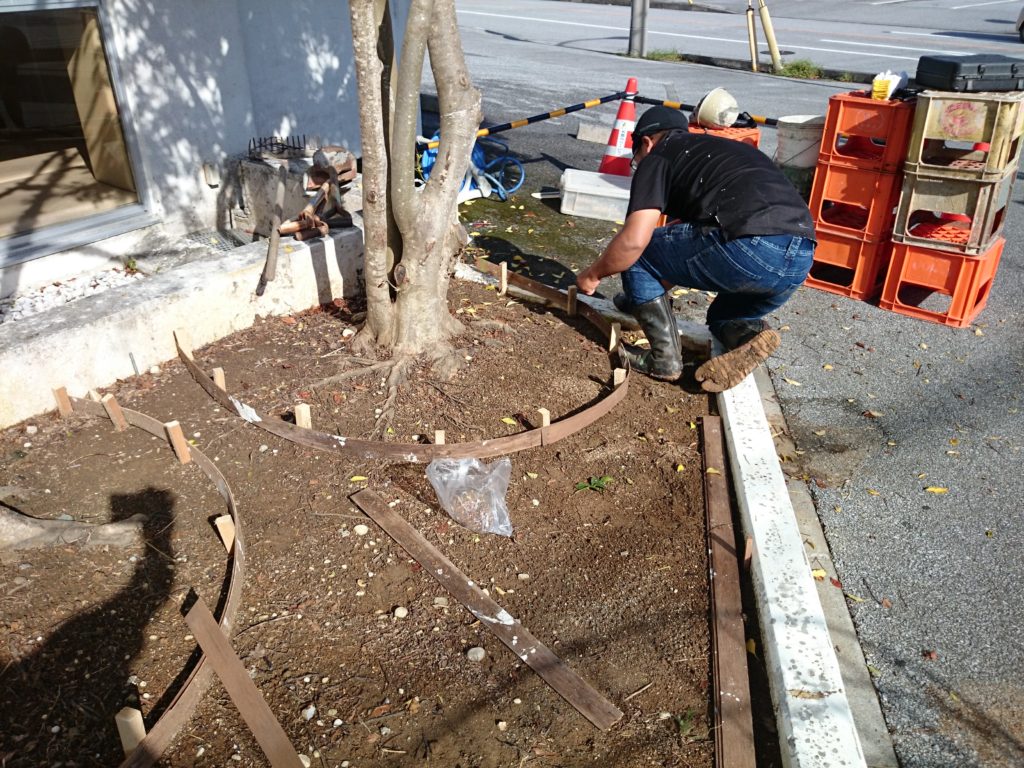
xmin=1 ymin=7 xmax=138 ymax=241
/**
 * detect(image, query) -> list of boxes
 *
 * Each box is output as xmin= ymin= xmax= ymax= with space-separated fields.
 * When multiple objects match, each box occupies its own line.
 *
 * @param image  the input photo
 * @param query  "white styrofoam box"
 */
xmin=559 ymin=169 xmax=632 ymax=222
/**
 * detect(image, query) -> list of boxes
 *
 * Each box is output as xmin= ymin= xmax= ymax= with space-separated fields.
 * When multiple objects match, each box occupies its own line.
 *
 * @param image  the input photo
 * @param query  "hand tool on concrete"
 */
xmin=255 ymin=163 xmax=288 ymax=297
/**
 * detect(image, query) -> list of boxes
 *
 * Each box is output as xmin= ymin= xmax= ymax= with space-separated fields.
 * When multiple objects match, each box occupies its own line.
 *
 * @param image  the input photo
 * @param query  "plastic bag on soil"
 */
xmin=425 ymin=457 xmax=513 ymax=537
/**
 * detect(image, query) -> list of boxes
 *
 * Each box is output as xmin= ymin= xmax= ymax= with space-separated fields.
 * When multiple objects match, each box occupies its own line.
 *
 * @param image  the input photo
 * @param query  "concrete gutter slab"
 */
xmin=0 ymin=229 xmax=363 ymax=429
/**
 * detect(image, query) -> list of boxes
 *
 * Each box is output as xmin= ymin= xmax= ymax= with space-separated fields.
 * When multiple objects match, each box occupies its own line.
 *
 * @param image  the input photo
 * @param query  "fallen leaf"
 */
xmin=863 ymin=409 xmax=883 ymax=419
xmin=867 ymin=664 xmax=882 ymax=678
xmin=924 ymin=486 xmax=949 ymax=494
xmin=676 ymin=464 xmax=685 ymax=472
xmin=746 ymin=638 xmax=757 ymax=656
xmin=705 ymin=467 xmax=721 ymax=475
xmin=822 ymin=363 xmax=834 ymax=371
xmin=525 ymin=471 xmax=538 ymax=479
xmin=350 ymin=475 xmax=368 ymax=483
xmin=830 ymin=577 xmax=842 ymax=589
xmin=974 ymin=328 xmax=984 ymax=336
xmin=811 ymin=568 xmax=827 ymax=581
xmin=985 ymin=529 xmax=994 ymax=538
xmin=922 ymin=649 xmax=938 ymax=661
xmin=950 ymin=691 xmax=960 ymax=702
xmin=281 ymin=316 xmax=297 ymax=326
xmin=500 ymin=417 xmax=517 ymax=425
xmin=788 ymin=688 xmax=828 ymax=700
xmin=813 ymin=429 xmax=827 ymax=436
xmin=881 ymin=598 xmax=892 ymax=609
xmin=867 ymin=489 xmax=880 ymax=496
xmin=845 ymin=593 xmax=865 ymax=603
xmin=949 ymin=438 xmax=960 ymax=446
xmin=665 ymin=406 xmax=680 ymax=414
xmin=783 ymin=377 xmax=802 ymax=386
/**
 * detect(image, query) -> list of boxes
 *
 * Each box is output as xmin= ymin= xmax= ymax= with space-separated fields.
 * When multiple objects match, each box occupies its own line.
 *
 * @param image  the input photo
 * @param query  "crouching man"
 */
xmin=575 ymin=106 xmax=816 ymax=392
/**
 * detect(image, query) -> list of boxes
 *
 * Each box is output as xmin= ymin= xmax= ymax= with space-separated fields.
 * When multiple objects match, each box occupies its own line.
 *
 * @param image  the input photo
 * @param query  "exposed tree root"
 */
xmin=309 ymin=359 xmax=391 ymax=390
xmin=370 ymin=357 xmax=412 ymax=439
xmin=0 ymin=506 xmax=146 ymax=552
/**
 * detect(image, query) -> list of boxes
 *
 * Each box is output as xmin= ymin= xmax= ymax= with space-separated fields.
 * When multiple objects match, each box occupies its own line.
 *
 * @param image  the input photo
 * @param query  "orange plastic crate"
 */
xmin=817 ymin=91 xmax=915 ymax=173
xmin=879 ymin=237 xmax=1003 ymax=327
xmin=809 ymin=162 xmax=902 ymax=239
xmin=688 ymin=124 xmax=760 ymax=148
xmin=804 ymin=229 xmax=892 ymax=301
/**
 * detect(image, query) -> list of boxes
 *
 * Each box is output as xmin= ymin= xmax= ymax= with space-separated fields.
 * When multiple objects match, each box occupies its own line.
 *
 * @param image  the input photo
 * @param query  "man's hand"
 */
xmin=576 ymin=268 xmax=601 ymax=296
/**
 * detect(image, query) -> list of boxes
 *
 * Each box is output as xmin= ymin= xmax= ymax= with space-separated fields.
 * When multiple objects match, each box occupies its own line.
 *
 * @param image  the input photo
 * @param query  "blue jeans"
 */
xmin=622 ymin=224 xmax=815 ymax=338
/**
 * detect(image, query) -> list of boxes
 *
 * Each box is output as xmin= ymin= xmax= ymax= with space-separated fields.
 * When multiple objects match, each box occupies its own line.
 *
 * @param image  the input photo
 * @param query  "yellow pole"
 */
xmin=757 ymin=0 xmax=783 ymax=74
xmin=746 ymin=1 xmax=759 ymax=73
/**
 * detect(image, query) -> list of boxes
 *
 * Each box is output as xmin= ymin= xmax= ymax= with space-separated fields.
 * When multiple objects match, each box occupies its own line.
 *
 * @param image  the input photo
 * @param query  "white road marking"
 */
xmin=951 ymin=0 xmax=1018 ymax=9
xmin=820 ymin=38 xmax=969 ymax=55
xmin=871 ymin=0 xmax=918 ymax=5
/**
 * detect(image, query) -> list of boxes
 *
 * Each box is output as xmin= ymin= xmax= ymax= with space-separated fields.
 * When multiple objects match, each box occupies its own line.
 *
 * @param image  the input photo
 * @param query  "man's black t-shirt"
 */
xmin=627 ymin=129 xmax=816 ymax=242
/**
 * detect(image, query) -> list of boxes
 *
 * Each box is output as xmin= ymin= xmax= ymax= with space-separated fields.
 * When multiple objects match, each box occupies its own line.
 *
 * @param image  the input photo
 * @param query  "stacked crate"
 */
xmin=881 ymin=90 xmax=1023 ymax=326
xmin=806 ymin=91 xmax=915 ymax=299
xmin=688 ymin=123 xmax=761 ymax=148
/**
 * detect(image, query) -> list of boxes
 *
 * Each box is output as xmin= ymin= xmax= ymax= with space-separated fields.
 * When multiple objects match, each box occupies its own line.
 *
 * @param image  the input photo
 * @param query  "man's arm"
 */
xmin=576 ymin=208 xmax=662 ymax=294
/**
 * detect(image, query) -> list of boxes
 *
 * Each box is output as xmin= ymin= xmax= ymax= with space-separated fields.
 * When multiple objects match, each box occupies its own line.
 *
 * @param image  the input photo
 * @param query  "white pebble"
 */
xmin=433 ymin=596 xmax=449 ymax=608
xmin=25 ymin=425 xmax=37 ymax=435
xmin=517 ymin=573 xmax=530 ymax=581
xmin=467 ymin=647 xmax=486 ymax=662
xmin=333 ymin=718 xmax=343 ymax=727
xmin=149 ymin=365 xmax=161 ymax=375
xmin=298 ymin=756 xmax=311 ymax=768
xmin=353 ymin=524 xmax=369 ymax=536
xmin=393 ymin=606 xmax=409 ymax=619
xmin=301 ymin=704 xmax=317 ymax=720
xmin=50 ymin=725 xmax=61 ymax=734
xmin=497 ymin=721 xmax=508 ymax=732
xmin=513 ymin=698 xmax=522 ymax=704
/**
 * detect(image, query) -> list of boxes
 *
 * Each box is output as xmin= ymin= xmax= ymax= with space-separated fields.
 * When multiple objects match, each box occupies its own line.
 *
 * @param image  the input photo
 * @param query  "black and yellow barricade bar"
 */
xmin=633 ymin=94 xmax=778 ymax=127
xmin=424 ymin=91 xmax=628 ymax=149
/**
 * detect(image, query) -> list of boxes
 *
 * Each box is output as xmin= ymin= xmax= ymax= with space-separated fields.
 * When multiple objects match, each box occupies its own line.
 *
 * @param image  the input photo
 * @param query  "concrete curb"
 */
xmin=0 ymin=229 xmax=363 ymax=429
xmin=717 ymin=373 xmax=866 ymax=768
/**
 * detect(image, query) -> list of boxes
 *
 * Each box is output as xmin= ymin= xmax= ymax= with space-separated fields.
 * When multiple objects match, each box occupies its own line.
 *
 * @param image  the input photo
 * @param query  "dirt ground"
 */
xmin=0 ymin=259 xmax=718 ymax=767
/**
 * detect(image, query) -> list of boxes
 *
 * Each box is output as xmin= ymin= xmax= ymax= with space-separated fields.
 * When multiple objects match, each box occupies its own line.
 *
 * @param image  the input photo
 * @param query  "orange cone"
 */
xmin=599 ymin=78 xmax=638 ymax=176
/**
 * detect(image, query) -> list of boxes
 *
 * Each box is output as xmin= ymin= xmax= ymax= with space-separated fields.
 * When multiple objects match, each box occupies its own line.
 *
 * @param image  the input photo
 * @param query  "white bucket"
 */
xmin=773 ymin=114 xmax=826 ymax=170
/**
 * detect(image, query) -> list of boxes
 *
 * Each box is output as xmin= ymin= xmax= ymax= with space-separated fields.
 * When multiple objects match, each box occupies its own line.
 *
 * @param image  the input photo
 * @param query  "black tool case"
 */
xmin=916 ymin=54 xmax=1024 ymax=92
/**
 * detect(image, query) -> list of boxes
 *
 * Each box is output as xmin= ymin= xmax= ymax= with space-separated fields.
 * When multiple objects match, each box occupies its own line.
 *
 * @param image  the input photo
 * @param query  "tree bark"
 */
xmin=0 ymin=507 xmax=146 ymax=551
xmin=349 ymin=0 xmax=481 ymax=367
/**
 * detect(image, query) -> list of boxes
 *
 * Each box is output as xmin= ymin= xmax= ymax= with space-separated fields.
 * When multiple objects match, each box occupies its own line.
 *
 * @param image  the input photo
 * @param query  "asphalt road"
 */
xmin=447 ymin=4 xmax=1024 ymax=766
xmin=459 ymin=0 xmax=1024 ymax=75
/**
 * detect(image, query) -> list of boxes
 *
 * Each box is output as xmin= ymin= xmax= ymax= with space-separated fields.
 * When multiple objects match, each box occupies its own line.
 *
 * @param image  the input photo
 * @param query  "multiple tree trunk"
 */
xmin=348 ymin=0 xmax=482 ymax=378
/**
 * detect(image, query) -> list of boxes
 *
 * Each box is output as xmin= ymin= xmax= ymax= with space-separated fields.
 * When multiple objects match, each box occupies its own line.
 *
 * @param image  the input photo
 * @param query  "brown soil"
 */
xmin=0 ymin=275 xmax=714 ymax=767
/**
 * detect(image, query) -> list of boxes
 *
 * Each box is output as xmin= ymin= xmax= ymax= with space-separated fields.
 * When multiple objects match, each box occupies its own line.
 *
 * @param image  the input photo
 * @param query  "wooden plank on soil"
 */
xmin=183 ymin=596 xmax=302 ymax=768
xmin=700 ymin=416 xmax=755 ymax=768
xmin=351 ymin=489 xmax=623 ymax=731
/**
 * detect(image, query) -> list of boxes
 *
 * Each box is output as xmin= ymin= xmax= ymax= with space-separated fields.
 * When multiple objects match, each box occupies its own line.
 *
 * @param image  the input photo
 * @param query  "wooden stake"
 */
xmin=498 ymin=261 xmax=508 ymax=296
xmin=536 ymin=408 xmax=551 ymax=428
xmin=212 ymin=367 xmax=226 ymax=391
xmin=744 ymin=536 xmax=754 ymax=572
xmin=434 ymin=430 xmax=445 ymax=445
xmin=164 ymin=420 xmax=192 ymax=464
xmin=101 ymin=394 xmax=129 ymax=431
xmin=566 ymin=286 xmax=578 ymax=316
xmin=183 ymin=596 xmax=303 ymax=767
xmin=613 ymin=368 xmax=626 ymax=387
xmin=53 ymin=387 xmax=73 ymax=417
xmin=294 ymin=403 xmax=311 ymax=430
xmin=351 ymin=490 xmax=623 ymax=731
xmin=214 ymin=515 xmax=236 ymax=553
xmin=608 ymin=322 xmax=620 ymax=352
xmin=115 ymin=707 xmax=146 ymax=756
xmin=88 ymin=389 xmax=102 ymax=402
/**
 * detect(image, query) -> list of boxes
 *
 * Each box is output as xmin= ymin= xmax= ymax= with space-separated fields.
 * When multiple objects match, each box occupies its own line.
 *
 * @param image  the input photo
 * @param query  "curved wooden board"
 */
xmin=67 ymin=397 xmax=246 ymax=768
xmin=174 ymin=263 xmax=631 ymax=464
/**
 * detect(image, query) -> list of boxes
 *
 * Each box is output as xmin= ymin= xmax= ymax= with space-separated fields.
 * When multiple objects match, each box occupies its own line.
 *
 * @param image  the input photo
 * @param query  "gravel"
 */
xmin=0 ymin=268 xmax=145 ymax=325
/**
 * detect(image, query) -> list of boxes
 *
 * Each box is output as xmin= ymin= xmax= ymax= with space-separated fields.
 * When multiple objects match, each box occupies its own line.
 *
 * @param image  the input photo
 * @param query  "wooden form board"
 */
xmin=66 ymin=396 xmax=247 ymax=768
xmin=174 ymin=317 xmax=628 ymax=462
xmin=184 ymin=597 xmax=303 ymax=768
xmin=351 ymin=489 xmax=623 ymax=731
xmin=700 ymin=416 xmax=755 ymax=768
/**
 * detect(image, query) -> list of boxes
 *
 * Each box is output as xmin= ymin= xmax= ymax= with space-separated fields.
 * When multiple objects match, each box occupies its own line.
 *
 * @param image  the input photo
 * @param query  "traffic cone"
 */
xmin=599 ymin=78 xmax=638 ymax=176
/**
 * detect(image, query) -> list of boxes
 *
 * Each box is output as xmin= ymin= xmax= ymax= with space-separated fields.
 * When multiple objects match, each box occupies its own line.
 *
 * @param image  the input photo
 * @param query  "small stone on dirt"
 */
xmin=497 ymin=721 xmax=508 ymax=732
xmin=354 ymin=524 xmax=369 ymax=536
xmin=298 ymin=756 xmax=311 ymax=768
xmin=394 ymin=606 xmax=409 ymax=619
xmin=25 ymin=425 xmax=37 ymax=435
xmin=467 ymin=647 xmax=486 ymax=662
xmin=149 ymin=365 xmax=161 ymax=375
xmin=433 ymin=596 xmax=449 ymax=608
xmin=517 ymin=573 xmax=530 ymax=581
xmin=301 ymin=704 xmax=317 ymax=721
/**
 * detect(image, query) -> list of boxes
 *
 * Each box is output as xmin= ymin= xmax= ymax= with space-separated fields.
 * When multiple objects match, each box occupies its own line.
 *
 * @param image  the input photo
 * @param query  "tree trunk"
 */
xmin=349 ymin=0 xmax=481 ymax=368
xmin=0 ymin=507 xmax=146 ymax=551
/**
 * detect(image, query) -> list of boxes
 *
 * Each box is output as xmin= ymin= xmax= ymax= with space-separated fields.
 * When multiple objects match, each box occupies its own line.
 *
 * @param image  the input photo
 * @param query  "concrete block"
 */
xmin=576 ymin=121 xmax=612 ymax=144
xmin=0 ymin=228 xmax=363 ymax=430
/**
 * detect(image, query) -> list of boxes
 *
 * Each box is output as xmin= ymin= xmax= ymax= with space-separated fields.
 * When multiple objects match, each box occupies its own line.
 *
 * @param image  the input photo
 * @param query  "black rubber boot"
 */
xmin=712 ymin=319 xmax=770 ymax=350
xmin=696 ymin=319 xmax=780 ymax=392
xmin=618 ymin=293 xmax=682 ymax=381
xmin=612 ymin=293 xmax=635 ymax=314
